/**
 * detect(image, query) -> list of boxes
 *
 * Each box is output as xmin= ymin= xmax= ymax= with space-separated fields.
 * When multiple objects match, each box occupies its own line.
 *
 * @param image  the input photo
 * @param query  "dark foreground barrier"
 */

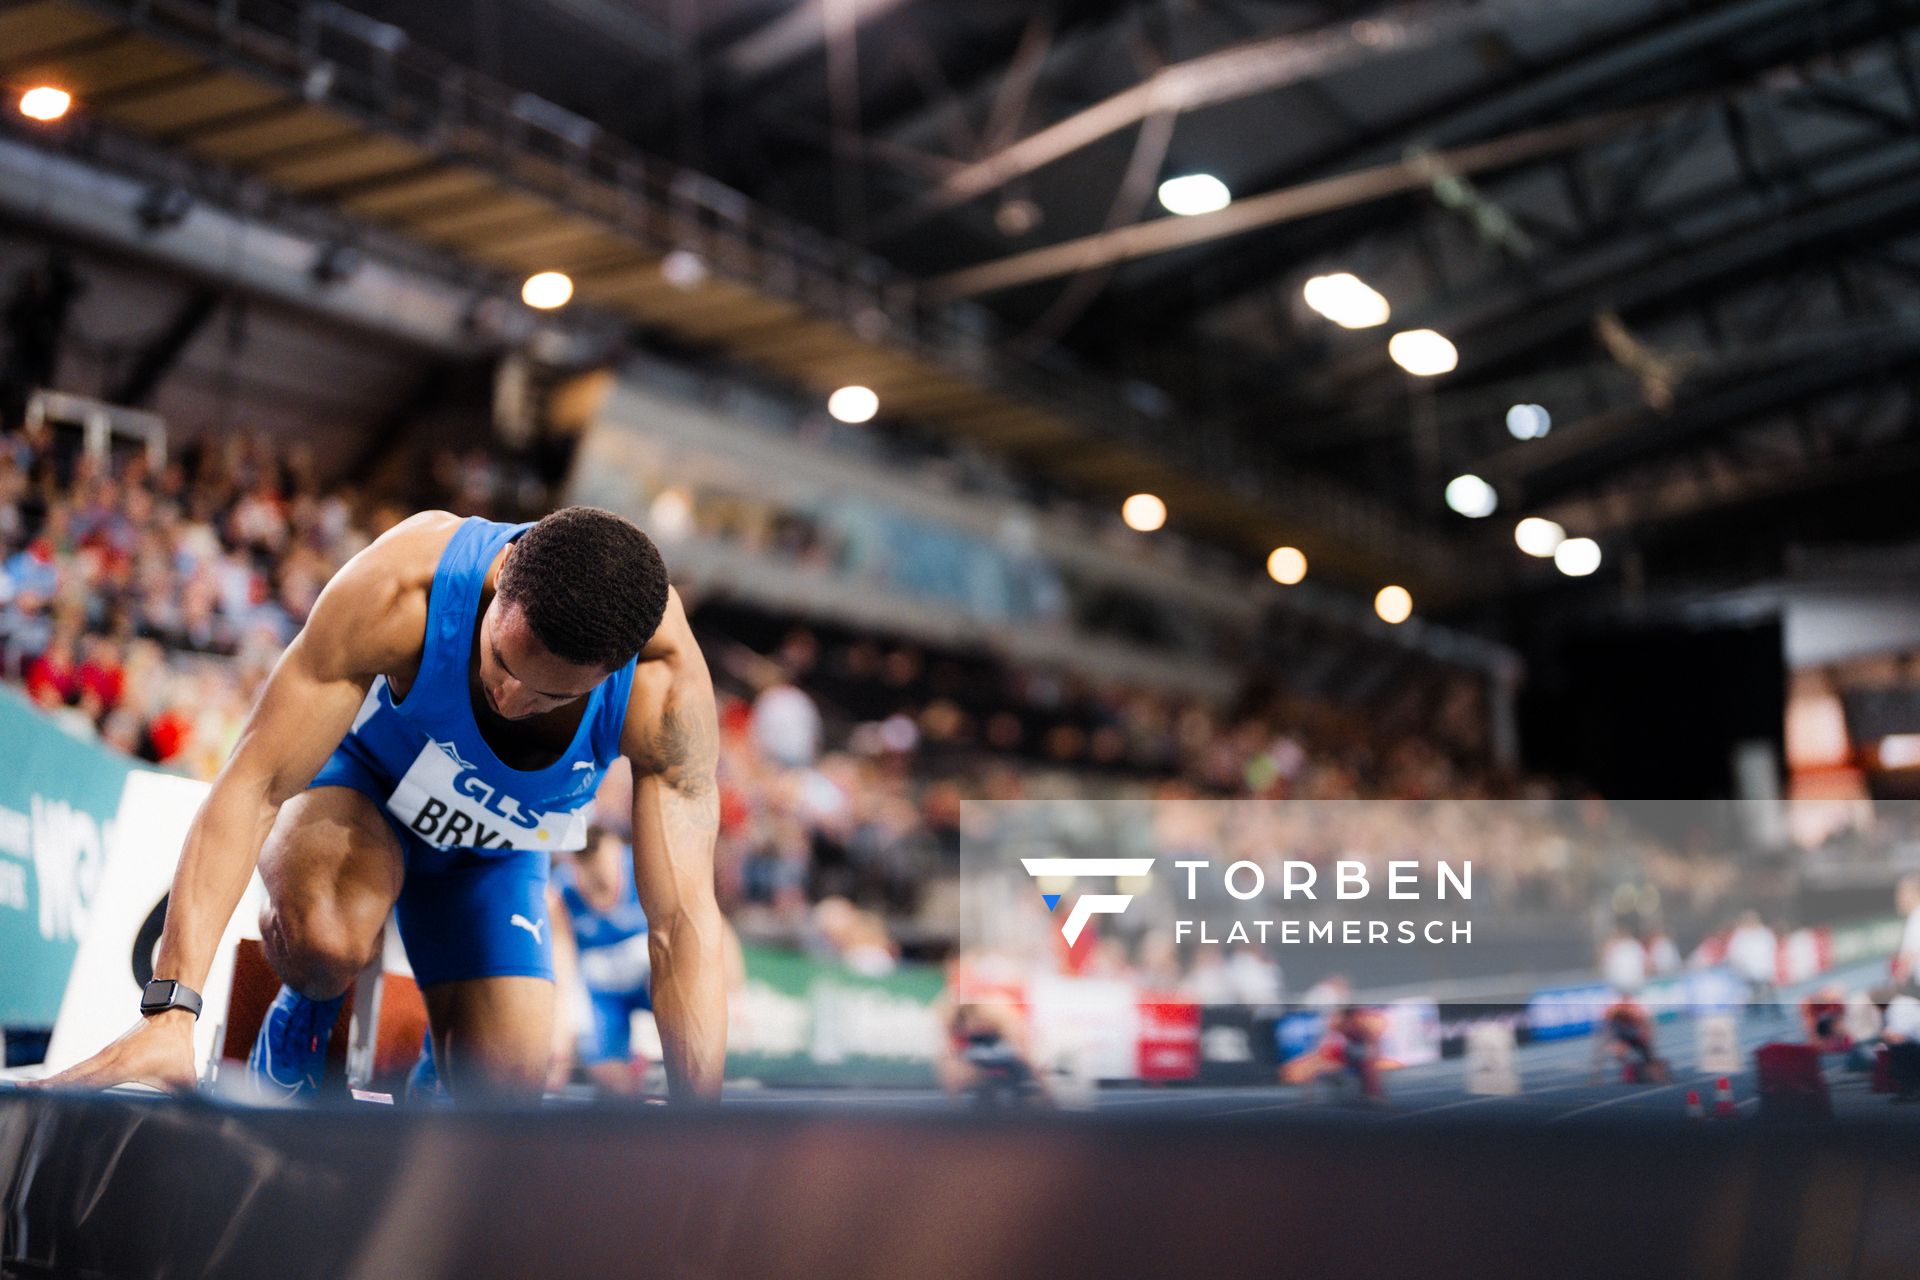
xmin=4 ymin=1091 xmax=1919 ymax=1279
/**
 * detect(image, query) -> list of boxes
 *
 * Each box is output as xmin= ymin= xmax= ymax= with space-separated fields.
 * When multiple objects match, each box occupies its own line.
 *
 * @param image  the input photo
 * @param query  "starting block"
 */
xmin=1695 ymin=1012 xmax=1741 ymax=1074
xmin=1754 ymin=1042 xmax=1832 ymax=1120
xmin=1464 ymin=1023 xmax=1522 ymax=1096
xmin=217 ymin=929 xmax=429 ymax=1097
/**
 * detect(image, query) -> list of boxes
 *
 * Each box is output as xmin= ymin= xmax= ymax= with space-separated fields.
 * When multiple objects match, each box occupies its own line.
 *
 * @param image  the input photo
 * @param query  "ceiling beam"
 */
xmin=1487 ymin=323 xmax=1920 ymax=502
xmin=878 ymin=0 xmax=1540 ymax=233
xmin=1319 ymin=141 xmax=1920 ymax=393
xmin=925 ymin=100 xmax=1674 ymax=299
xmin=1127 ymin=0 xmax=1859 ymax=323
xmin=723 ymin=0 xmax=913 ymax=80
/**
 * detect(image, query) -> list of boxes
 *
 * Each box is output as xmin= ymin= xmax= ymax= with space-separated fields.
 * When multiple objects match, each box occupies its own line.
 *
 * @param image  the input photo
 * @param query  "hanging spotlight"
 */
xmin=1514 ymin=517 xmax=1566 ymax=558
xmin=1375 ymin=585 xmax=1413 ymax=624
xmin=1388 ymin=329 xmax=1459 ymax=376
xmin=1157 ymin=174 xmax=1231 ymax=216
xmin=1302 ymin=273 xmax=1391 ymax=328
xmin=827 ymin=385 xmax=879 ymax=424
xmin=1506 ymin=403 xmax=1551 ymax=440
xmin=19 ymin=86 xmax=71 ymax=122
xmin=521 ymin=271 xmax=574 ymax=310
xmin=1122 ymin=493 xmax=1167 ymax=532
xmin=1266 ymin=546 xmax=1307 ymax=585
xmin=1444 ymin=474 xmax=1498 ymax=518
xmin=1553 ymin=537 xmax=1602 ymax=577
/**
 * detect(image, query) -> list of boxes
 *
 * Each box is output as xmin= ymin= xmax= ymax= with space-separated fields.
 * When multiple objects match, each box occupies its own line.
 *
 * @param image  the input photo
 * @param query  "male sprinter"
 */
xmin=43 ymin=509 xmax=726 ymax=1101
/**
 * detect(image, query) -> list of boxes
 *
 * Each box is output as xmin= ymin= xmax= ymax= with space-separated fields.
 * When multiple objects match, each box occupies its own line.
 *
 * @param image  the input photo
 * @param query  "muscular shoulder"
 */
xmin=621 ymin=587 xmax=717 ymax=774
xmin=298 ymin=510 xmax=460 ymax=680
xmin=354 ymin=510 xmax=463 ymax=591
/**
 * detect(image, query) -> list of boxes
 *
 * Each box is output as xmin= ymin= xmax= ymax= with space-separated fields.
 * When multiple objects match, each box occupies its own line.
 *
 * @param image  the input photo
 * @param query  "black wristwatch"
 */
xmin=139 ymin=979 xmax=204 ymax=1020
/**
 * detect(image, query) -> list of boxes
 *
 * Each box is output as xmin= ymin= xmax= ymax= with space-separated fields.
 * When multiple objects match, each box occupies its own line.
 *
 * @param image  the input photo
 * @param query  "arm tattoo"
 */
xmin=649 ymin=692 xmax=719 ymax=869
xmin=649 ymin=692 xmax=718 ymax=799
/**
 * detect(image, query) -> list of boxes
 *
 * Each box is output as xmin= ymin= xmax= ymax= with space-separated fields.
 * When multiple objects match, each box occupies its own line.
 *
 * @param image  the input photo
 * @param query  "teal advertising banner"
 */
xmin=0 ymin=687 xmax=134 ymax=1027
xmin=728 ymin=944 xmax=945 ymax=1087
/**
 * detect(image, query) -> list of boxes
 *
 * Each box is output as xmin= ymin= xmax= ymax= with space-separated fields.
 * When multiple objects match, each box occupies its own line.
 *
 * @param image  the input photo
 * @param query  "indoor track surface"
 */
xmin=718 ymin=961 xmax=1917 ymax=1126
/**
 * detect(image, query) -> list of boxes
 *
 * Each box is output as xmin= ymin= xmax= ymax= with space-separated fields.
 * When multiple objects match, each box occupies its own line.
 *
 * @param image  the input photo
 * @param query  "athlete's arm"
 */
xmin=623 ymin=590 xmax=726 ymax=1102
xmin=39 ymin=516 xmax=440 ymax=1091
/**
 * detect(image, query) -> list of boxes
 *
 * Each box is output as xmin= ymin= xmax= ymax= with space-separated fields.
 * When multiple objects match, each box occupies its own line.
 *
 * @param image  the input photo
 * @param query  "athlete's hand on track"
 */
xmin=30 ymin=1010 xmax=199 ymax=1093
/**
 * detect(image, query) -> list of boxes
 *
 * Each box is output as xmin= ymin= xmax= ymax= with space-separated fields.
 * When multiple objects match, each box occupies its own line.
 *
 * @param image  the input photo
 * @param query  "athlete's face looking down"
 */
xmin=476 ymin=597 xmax=609 ymax=721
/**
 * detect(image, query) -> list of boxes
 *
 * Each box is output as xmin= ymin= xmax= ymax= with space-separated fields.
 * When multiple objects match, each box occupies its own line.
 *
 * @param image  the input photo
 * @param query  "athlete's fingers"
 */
xmin=28 ymin=1050 xmax=119 ymax=1088
xmin=30 ymin=1026 xmax=195 ymax=1093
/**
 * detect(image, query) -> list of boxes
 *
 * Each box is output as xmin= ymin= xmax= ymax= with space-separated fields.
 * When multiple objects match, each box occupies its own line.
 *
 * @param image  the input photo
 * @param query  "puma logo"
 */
xmin=509 ymin=913 xmax=545 ymax=944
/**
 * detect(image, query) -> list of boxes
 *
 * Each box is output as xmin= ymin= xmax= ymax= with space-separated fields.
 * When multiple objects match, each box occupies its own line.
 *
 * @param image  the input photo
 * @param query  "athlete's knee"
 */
xmin=261 ymin=896 xmax=379 ymax=998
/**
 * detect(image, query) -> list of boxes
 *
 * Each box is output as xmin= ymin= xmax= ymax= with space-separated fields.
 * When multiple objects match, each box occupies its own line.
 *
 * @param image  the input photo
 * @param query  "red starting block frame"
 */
xmin=218 ymin=934 xmax=429 ymax=1097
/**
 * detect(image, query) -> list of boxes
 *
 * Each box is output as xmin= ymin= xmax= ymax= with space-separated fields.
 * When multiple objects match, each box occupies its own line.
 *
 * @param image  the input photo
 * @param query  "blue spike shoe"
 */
xmin=247 ymin=985 xmax=343 ymax=1100
xmin=406 ymin=1028 xmax=450 ymax=1105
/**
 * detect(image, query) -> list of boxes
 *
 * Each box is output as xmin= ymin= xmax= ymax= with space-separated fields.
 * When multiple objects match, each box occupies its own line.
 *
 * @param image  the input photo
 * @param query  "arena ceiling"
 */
xmin=7 ymin=0 xmax=1920 ymax=616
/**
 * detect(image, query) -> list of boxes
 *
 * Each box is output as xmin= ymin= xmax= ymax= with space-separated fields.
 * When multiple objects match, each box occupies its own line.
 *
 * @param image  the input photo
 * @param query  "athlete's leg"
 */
xmin=396 ymin=846 xmax=556 ymax=1099
xmin=421 ymin=977 xmax=556 ymax=1099
xmin=258 ymin=787 xmax=406 ymax=997
xmin=250 ymin=786 xmax=404 ymax=1095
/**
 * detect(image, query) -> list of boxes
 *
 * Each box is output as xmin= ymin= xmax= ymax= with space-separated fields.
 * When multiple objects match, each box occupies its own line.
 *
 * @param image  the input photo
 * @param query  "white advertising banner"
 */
xmin=43 ymin=770 xmax=263 ymax=1078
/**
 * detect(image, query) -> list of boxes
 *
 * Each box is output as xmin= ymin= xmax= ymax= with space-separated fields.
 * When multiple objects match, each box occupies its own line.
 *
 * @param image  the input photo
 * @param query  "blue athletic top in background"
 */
xmin=557 ymin=851 xmax=652 ymax=997
xmin=334 ymin=515 xmax=637 ymax=856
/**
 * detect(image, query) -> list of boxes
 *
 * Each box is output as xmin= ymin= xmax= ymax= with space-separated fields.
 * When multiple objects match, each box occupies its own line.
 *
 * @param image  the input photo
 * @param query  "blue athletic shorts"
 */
xmin=582 ymin=986 xmax=654 ymax=1065
xmin=310 ymin=739 xmax=554 ymax=988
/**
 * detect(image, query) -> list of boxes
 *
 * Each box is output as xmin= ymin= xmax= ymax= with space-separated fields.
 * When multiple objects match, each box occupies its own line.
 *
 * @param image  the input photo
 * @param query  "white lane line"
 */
xmin=1099 ymin=1089 xmax=1263 ymax=1107
xmin=1545 ymin=1076 xmax=1706 ymax=1122
xmin=1198 ymin=1096 xmax=1328 ymax=1116
xmin=1382 ymin=1078 xmax=1616 ymax=1119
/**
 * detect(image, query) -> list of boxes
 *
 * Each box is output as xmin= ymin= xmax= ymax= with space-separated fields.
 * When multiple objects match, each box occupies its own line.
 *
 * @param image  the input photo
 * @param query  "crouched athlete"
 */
xmin=43 ymin=508 xmax=727 ymax=1101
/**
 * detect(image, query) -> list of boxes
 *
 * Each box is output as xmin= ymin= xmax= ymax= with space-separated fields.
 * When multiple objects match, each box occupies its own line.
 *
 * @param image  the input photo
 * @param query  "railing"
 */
xmin=76 ymin=0 xmax=1451 ymax=579
xmin=25 ymin=391 xmax=167 ymax=472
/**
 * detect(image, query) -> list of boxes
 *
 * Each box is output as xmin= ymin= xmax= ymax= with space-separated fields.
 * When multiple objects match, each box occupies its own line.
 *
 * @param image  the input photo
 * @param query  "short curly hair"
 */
xmin=497 ymin=506 xmax=668 ymax=669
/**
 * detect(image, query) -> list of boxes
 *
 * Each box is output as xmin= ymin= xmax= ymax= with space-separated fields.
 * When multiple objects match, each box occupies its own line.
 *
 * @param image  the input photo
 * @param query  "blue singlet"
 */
xmin=309 ymin=516 xmax=636 ymax=987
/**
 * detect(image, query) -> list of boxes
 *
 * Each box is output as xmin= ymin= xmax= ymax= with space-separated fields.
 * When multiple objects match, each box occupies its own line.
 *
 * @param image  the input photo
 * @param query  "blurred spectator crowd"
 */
xmin=1 ymin=420 xmax=371 ymax=777
xmin=1 ymin=420 xmax=1739 ymax=971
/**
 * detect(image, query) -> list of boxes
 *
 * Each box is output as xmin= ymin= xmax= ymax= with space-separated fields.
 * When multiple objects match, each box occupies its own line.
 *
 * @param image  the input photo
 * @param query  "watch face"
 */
xmin=140 ymin=979 xmax=200 ymax=1017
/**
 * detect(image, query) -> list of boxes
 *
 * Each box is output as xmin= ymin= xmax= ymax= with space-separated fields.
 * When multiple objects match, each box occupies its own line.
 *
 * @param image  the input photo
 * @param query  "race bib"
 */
xmin=386 ymin=739 xmax=589 ymax=853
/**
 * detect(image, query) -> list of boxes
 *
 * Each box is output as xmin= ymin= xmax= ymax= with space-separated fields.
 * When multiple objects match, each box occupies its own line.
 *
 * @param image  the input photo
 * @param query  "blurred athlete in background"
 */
xmin=43 ymin=509 xmax=727 ymax=1102
xmin=1891 ymin=875 xmax=1920 ymax=986
xmin=549 ymin=825 xmax=744 ymax=1096
xmin=552 ymin=827 xmax=655 ymax=1095
xmin=933 ymin=962 xmax=1050 ymax=1108
xmin=1281 ymin=1001 xmax=1388 ymax=1101
xmin=1601 ymin=997 xmax=1669 ymax=1084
